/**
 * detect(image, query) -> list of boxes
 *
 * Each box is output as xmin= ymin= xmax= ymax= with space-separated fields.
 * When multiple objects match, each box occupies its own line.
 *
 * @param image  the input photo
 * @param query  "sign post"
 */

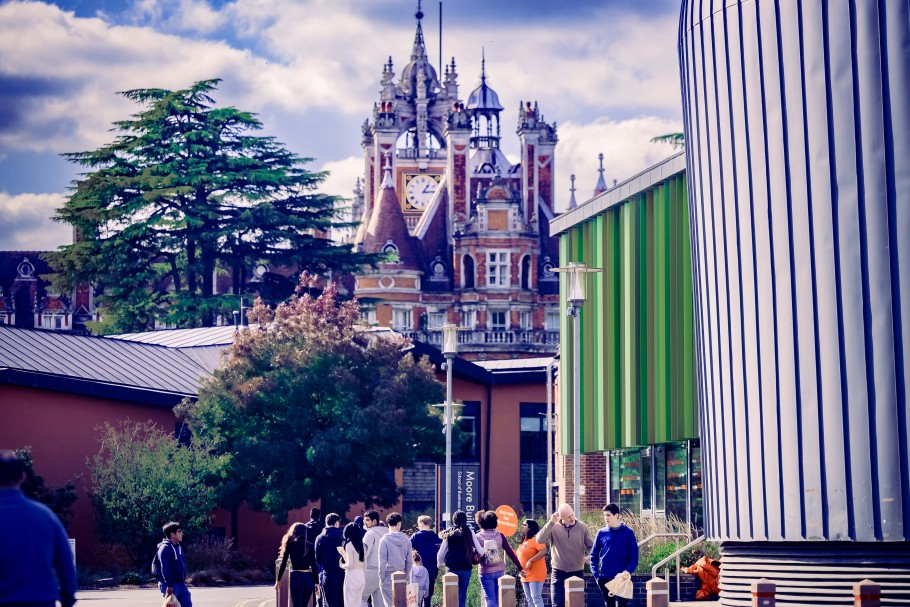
xmin=437 ymin=463 xmax=481 ymax=527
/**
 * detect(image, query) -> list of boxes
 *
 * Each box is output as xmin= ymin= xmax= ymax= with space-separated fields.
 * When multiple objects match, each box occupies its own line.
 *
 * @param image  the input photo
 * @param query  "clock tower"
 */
xmin=354 ymin=5 xmax=562 ymax=360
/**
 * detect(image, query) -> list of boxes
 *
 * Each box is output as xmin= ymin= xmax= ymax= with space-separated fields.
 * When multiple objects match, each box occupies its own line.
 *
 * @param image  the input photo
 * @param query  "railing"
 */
xmin=651 ymin=534 xmax=705 ymax=602
xmin=403 ymin=329 xmax=559 ymax=349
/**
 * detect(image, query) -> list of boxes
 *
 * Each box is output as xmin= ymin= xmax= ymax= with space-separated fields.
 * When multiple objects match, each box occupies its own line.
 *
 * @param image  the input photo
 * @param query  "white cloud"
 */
xmin=0 ymin=192 xmax=71 ymax=249
xmin=318 ymin=155 xmax=364 ymax=203
xmin=554 ymin=116 xmax=683 ymax=212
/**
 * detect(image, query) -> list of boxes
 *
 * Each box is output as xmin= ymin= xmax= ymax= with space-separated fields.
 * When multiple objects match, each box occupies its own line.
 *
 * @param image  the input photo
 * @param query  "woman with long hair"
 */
xmin=477 ymin=511 xmax=522 ymax=607
xmin=436 ymin=510 xmax=484 ymax=607
xmin=276 ymin=522 xmax=317 ymax=607
xmin=339 ymin=522 xmax=366 ymax=607
xmin=516 ymin=519 xmax=547 ymax=607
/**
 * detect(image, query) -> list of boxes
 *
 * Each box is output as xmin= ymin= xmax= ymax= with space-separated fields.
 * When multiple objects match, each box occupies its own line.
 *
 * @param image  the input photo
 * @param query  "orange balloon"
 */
xmin=495 ymin=505 xmax=519 ymax=537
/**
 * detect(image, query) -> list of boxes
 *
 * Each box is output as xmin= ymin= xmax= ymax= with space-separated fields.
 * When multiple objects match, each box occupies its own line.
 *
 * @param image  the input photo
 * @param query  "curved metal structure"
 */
xmin=679 ymin=0 xmax=910 ymax=603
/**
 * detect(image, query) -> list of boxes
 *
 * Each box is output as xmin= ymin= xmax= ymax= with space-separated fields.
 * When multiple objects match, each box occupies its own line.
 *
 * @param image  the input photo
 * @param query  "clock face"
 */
xmin=403 ymin=173 xmax=440 ymax=212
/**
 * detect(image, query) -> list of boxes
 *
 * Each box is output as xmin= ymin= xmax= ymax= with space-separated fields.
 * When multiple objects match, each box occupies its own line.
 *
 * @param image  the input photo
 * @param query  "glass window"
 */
xmin=609 ymin=452 xmax=622 ymax=506
xmin=487 ymin=251 xmax=510 ymax=287
xmin=545 ymin=309 xmax=561 ymax=331
xmin=361 ymin=308 xmax=376 ymax=325
xmin=427 ymin=311 xmax=445 ymax=329
xmin=519 ymin=403 xmax=547 ymax=462
xmin=455 ymin=402 xmax=480 ymax=460
xmin=461 ymin=309 xmax=476 ymax=329
xmin=489 ymin=310 xmax=507 ymax=330
xmin=618 ymin=449 xmax=642 ymax=513
xmin=690 ymin=439 xmax=703 ymax=531
xmin=520 ymin=311 xmax=533 ymax=330
xmin=665 ymin=442 xmax=688 ymax=523
xmin=393 ymin=309 xmax=412 ymax=331
xmin=655 ymin=444 xmax=666 ymax=511
xmin=641 ymin=447 xmax=652 ymax=512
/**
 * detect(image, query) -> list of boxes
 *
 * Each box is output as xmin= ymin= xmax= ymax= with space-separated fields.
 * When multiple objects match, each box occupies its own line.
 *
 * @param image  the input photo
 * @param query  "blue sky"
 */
xmin=0 ymin=0 xmax=683 ymax=249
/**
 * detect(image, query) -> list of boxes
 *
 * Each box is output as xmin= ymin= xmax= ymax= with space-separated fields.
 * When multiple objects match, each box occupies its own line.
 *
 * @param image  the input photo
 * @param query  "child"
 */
xmin=410 ymin=550 xmax=429 ymax=605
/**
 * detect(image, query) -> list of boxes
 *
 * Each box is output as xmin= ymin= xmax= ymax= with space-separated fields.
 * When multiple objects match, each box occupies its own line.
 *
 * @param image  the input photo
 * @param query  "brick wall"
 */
xmin=558 ymin=453 xmax=609 ymax=511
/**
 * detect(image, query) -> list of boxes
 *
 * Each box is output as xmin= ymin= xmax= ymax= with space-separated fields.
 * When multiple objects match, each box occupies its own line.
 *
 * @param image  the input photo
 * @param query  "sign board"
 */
xmin=495 ymin=505 xmax=518 ymax=537
xmin=437 ymin=463 xmax=481 ymax=527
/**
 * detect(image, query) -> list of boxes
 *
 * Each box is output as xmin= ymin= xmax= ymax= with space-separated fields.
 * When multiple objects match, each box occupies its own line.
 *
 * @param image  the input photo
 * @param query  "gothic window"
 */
xmin=487 ymin=251 xmax=510 ymax=287
xmin=520 ymin=255 xmax=531 ymax=290
xmin=462 ymin=255 xmax=475 ymax=289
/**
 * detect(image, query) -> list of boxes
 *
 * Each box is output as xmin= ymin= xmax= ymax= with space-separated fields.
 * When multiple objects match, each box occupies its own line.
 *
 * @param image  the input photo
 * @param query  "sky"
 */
xmin=0 ymin=0 xmax=684 ymax=250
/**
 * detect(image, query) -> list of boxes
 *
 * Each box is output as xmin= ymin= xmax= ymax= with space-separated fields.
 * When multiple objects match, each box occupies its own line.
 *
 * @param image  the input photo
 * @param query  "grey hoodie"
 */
xmin=378 ymin=530 xmax=413 ymax=580
xmin=363 ymin=525 xmax=390 ymax=570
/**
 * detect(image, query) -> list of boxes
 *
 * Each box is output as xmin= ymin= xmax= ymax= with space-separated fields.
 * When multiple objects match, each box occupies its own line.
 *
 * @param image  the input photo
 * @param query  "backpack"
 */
xmin=481 ymin=532 xmax=503 ymax=566
xmin=151 ymin=542 xmax=176 ymax=581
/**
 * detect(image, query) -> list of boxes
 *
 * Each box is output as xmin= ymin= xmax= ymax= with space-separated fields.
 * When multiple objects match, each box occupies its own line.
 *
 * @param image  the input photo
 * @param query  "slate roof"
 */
xmin=0 ymin=325 xmax=210 ymax=405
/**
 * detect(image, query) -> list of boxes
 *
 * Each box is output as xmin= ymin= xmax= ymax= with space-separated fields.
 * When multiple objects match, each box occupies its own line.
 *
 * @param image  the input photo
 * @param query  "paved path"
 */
xmin=76 ymin=585 xmax=275 ymax=607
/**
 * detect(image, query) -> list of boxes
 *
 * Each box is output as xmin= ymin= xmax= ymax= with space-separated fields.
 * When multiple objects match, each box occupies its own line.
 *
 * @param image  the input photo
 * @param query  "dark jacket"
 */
xmin=0 ymin=489 xmax=77 ymax=607
xmin=411 ymin=529 xmax=442 ymax=576
xmin=277 ymin=529 xmax=317 ymax=581
xmin=314 ymin=527 xmax=344 ymax=574
xmin=157 ymin=539 xmax=188 ymax=586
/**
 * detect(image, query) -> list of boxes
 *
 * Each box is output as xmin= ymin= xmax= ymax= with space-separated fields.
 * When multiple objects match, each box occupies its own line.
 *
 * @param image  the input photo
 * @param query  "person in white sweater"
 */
xmin=339 ymin=523 xmax=366 ymax=607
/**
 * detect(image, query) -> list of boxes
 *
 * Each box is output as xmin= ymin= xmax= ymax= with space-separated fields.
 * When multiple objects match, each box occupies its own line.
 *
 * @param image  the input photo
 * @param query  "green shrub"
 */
xmin=120 ymin=571 xmax=147 ymax=585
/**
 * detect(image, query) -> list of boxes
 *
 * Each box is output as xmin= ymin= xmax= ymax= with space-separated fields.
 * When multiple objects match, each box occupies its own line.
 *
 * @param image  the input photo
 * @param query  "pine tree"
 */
xmin=46 ymin=79 xmax=374 ymax=332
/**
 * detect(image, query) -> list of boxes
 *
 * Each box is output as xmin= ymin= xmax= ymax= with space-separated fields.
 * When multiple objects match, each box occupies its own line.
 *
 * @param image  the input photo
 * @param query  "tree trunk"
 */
xmin=187 ymin=241 xmax=197 ymax=294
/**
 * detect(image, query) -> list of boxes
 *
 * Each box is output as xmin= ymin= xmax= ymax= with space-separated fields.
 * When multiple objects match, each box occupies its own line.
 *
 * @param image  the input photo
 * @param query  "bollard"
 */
xmin=564 ymin=576 xmax=585 ymax=607
xmin=751 ymin=579 xmax=775 ymax=607
xmin=498 ymin=574 xmax=517 ymax=607
xmin=442 ymin=572 xmax=459 ymax=607
xmin=646 ymin=577 xmax=669 ymax=607
xmin=275 ymin=558 xmax=289 ymax=607
xmin=854 ymin=579 xmax=881 ymax=607
xmin=392 ymin=571 xmax=408 ymax=607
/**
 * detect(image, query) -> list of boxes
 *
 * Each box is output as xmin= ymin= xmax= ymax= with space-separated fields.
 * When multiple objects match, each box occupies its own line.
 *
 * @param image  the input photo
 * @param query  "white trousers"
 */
xmin=344 ymin=569 xmax=366 ymax=607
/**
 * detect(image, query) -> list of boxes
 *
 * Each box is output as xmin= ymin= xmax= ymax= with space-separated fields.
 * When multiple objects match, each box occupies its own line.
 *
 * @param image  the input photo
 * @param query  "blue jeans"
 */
xmin=479 ymin=570 xmax=504 ymax=607
xmin=452 ymin=569 xmax=473 ymax=607
xmin=550 ymin=569 xmax=583 ymax=607
xmin=522 ymin=581 xmax=544 ymax=607
xmin=290 ymin=570 xmax=317 ymax=607
xmin=159 ymin=582 xmax=193 ymax=607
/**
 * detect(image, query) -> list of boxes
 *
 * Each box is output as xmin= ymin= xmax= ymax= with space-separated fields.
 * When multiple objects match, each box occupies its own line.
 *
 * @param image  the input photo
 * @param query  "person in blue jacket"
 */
xmin=591 ymin=504 xmax=638 ymax=607
xmin=409 ymin=515 xmax=441 ymax=607
xmin=156 ymin=521 xmax=193 ymax=607
xmin=0 ymin=450 xmax=77 ymax=607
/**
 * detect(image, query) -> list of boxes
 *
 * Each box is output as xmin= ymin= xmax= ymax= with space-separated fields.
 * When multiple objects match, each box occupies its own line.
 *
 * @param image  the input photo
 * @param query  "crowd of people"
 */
xmin=275 ymin=502 xmax=639 ymax=607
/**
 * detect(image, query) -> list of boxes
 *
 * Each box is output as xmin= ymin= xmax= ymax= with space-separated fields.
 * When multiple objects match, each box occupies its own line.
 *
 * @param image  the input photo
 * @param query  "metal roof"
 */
xmin=550 ymin=151 xmax=686 ymax=235
xmin=474 ymin=357 xmax=554 ymax=372
xmin=0 ymin=325 xmax=209 ymax=399
xmin=114 ymin=325 xmax=246 ymax=347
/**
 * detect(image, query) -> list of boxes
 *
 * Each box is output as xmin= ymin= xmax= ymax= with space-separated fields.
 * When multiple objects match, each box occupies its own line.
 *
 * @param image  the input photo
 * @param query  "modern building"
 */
xmin=548 ymin=152 xmax=703 ymax=528
xmin=353 ymin=7 xmax=562 ymax=360
xmin=679 ymin=0 xmax=910 ymax=603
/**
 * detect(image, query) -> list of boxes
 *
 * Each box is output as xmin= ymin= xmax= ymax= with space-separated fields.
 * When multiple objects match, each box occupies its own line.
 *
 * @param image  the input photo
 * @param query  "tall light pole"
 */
xmin=553 ymin=261 xmax=602 ymax=516
xmin=440 ymin=322 xmax=459 ymax=528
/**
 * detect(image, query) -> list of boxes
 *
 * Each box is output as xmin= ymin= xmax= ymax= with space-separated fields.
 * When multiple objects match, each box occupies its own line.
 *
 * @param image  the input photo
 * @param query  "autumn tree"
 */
xmin=177 ymin=275 xmax=445 ymax=524
xmin=46 ymin=79 xmax=375 ymax=333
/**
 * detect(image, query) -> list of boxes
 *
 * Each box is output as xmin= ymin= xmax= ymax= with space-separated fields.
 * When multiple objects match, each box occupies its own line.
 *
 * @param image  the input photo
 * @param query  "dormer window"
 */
xmin=382 ymin=240 xmax=400 ymax=263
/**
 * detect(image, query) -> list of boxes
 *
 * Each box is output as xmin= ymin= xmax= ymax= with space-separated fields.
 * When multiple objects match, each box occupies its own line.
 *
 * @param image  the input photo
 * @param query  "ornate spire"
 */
xmin=411 ymin=0 xmax=427 ymax=61
xmin=594 ymin=152 xmax=607 ymax=195
xmin=380 ymin=151 xmax=394 ymax=188
xmin=568 ymin=174 xmax=577 ymax=210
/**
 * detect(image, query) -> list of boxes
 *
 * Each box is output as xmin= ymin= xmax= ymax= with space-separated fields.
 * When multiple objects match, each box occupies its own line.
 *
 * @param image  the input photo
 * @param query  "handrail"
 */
xmin=637 ymin=532 xmax=690 ymax=547
xmin=651 ymin=535 xmax=705 ymax=603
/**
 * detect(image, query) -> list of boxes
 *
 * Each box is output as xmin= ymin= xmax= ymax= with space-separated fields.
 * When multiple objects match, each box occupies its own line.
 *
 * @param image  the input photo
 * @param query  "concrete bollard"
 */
xmin=646 ymin=577 xmax=669 ymax=607
xmin=854 ymin=579 xmax=881 ymax=607
xmin=275 ymin=558 xmax=289 ymax=607
xmin=392 ymin=571 xmax=408 ymax=607
xmin=498 ymin=574 xmax=517 ymax=607
xmin=564 ymin=576 xmax=585 ymax=607
xmin=442 ymin=572 xmax=459 ymax=607
xmin=751 ymin=579 xmax=775 ymax=607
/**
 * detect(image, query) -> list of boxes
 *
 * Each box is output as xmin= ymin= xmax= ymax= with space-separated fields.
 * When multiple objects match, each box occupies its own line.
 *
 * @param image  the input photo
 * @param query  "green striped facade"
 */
xmin=554 ymin=159 xmax=697 ymax=452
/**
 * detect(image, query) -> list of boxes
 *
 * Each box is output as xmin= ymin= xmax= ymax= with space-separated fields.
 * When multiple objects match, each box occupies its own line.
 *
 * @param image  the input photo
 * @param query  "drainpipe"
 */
xmin=546 ymin=355 xmax=558 ymax=519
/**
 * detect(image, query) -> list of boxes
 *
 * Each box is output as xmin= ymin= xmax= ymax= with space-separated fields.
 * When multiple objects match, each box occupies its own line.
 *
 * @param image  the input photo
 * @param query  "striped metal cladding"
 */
xmin=679 ymin=0 xmax=910 ymax=550
xmin=719 ymin=542 xmax=910 ymax=605
xmin=555 ymin=169 xmax=698 ymax=452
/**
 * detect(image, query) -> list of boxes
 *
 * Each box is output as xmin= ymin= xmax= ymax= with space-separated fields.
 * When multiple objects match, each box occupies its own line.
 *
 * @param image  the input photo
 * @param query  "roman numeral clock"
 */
xmin=402 ymin=173 xmax=441 ymax=213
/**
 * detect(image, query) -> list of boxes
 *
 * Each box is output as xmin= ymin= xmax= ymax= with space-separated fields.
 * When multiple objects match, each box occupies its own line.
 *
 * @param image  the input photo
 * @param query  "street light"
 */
xmin=437 ymin=322 xmax=465 ymax=528
xmin=552 ymin=261 xmax=603 ymax=515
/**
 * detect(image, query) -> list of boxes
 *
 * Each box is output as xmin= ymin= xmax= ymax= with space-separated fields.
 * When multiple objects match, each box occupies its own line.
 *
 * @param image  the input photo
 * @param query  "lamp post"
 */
xmin=553 ymin=261 xmax=603 ymax=515
xmin=440 ymin=322 xmax=459 ymax=528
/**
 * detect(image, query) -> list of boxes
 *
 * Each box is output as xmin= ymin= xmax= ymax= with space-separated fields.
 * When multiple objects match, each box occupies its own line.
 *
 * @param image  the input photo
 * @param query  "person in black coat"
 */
xmin=410 ymin=515 xmax=442 ymax=607
xmin=276 ymin=522 xmax=318 ymax=607
xmin=315 ymin=513 xmax=346 ymax=607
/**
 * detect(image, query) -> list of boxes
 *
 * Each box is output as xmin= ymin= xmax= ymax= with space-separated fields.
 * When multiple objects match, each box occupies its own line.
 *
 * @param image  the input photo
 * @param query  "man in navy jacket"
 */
xmin=0 ymin=451 xmax=77 ymax=607
xmin=591 ymin=504 xmax=638 ymax=607
xmin=157 ymin=521 xmax=193 ymax=607
xmin=409 ymin=516 xmax=442 ymax=607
